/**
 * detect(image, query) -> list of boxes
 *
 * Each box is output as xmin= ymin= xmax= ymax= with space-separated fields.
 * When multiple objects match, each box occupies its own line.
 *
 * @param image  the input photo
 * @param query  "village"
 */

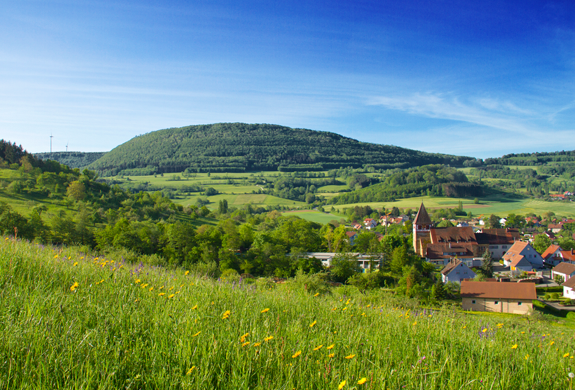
xmin=307 ymin=203 xmax=575 ymax=315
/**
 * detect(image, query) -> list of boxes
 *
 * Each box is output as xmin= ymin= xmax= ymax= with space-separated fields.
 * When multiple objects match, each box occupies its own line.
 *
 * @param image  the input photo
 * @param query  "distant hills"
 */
xmin=85 ymin=123 xmax=475 ymax=176
xmin=33 ymin=152 xmax=106 ymax=169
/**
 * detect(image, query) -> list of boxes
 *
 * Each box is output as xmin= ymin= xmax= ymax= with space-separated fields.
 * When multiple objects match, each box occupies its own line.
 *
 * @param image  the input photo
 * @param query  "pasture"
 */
xmin=2 ymin=237 xmax=575 ymax=389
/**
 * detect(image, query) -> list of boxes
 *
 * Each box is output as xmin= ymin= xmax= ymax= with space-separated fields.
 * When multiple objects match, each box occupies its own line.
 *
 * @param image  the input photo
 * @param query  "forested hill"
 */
xmin=34 ymin=152 xmax=106 ymax=169
xmin=87 ymin=123 xmax=476 ymax=176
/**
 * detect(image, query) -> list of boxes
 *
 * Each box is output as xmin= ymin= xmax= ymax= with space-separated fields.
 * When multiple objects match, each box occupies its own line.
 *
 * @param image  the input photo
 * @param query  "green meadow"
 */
xmin=282 ymin=210 xmax=343 ymax=225
xmin=2 ymin=237 xmax=575 ymax=389
xmin=332 ymin=196 xmax=575 ymax=218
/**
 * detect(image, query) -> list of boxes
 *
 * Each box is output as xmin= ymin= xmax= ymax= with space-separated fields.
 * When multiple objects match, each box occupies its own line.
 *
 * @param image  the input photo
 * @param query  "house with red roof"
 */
xmin=542 ymin=245 xmax=564 ymax=266
xmin=363 ymin=218 xmax=377 ymax=230
xmin=552 ymin=262 xmax=575 ymax=284
xmin=440 ymin=258 xmax=476 ymax=283
xmin=461 ymin=281 xmax=536 ymax=314
xmin=502 ymin=241 xmax=544 ymax=271
xmin=562 ymin=277 xmax=575 ymax=299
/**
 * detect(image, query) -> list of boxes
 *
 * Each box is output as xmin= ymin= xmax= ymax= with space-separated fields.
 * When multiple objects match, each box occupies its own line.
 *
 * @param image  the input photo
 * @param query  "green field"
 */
xmin=3 ymin=237 xmax=575 ymax=389
xmin=332 ymin=196 xmax=575 ymax=218
xmin=282 ymin=210 xmax=343 ymax=224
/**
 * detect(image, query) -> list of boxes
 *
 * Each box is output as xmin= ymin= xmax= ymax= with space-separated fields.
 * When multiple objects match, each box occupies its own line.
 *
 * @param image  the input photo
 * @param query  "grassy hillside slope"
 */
xmin=87 ymin=123 xmax=474 ymax=176
xmin=2 ymin=237 xmax=574 ymax=389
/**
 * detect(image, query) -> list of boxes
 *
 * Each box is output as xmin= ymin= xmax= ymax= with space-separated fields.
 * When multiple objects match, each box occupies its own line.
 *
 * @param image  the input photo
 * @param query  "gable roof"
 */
xmin=503 ymin=241 xmax=530 ymax=261
xmin=561 ymin=250 xmax=575 ymax=262
xmin=510 ymin=256 xmax=531 ymax=269
xmin=552 ymin=262 xmax=575 ymax=275
xmin=430 ymin=226 xmax=476 ymax=244
xmin=345 ymin=231 xmax=357 ymax=238
xmin=461 ymin=281 xmax=536 ymax=300
xmin=426 ymin=242 xmax=478 ymax=259
xmin=440 ymin=258 xmax=475 ymax=276
xmin=563 ymin=277 xmax=575 ymax=289
xmin=542 ymin=245 xmax=562 ymax=260
xmin=413 ymin=203 xmax=432 ymax=226
xmin=475 ymin=228 xmax=520 ymax=245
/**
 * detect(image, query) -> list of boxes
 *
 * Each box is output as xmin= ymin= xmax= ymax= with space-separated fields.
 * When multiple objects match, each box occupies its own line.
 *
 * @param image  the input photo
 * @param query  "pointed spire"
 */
xmin=414 ymin=203 xmax=432 ymax=226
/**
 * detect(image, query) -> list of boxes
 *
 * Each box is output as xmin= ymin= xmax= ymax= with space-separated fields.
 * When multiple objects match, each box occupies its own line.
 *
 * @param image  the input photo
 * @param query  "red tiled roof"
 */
xmin=542 ymin=245 xmax=562 ymax=260
xmin=502 ymin=241 xmax=529 ymax=262
xmin=563 ymin=277 xmax=575 ymax=289
xmin=426 ymin=242 xmax=478 ymax=259
xmin=461 ymin=281 xmax=537 ymax=300
xmin=552 ymin=262 xmax=575 ymax=275
xmin=561 ymin=250 xmax=575 ymax=262
xmin=475 ymin=228 xmax=520 ymax=245
xmin=430 ymin=226 xmax=476 ymax=244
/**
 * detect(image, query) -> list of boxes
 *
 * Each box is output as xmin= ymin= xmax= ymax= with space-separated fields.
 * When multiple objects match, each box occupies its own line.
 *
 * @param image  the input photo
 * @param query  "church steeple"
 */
xmin=413 ymin=203 xmax=433 ymax=254
xmin=414 ymin=202 xmax=432 ymax=226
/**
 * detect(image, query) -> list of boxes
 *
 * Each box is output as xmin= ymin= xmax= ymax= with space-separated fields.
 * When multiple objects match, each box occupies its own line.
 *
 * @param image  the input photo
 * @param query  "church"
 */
xmin=412 ymin=203 xmax=520 ymax=266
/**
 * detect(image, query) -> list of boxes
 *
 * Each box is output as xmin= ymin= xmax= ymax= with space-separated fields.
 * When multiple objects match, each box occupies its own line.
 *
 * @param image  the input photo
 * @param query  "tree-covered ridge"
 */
xmin=34 ymin=152 xmax=107 ymax=169
xmin=330 ymin=165 xmax=482 ymax=204
xmin=87 ymin=123 xmax=475 ymax=176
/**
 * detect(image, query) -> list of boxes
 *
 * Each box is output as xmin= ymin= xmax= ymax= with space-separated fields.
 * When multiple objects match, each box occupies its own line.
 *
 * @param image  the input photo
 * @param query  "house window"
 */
xmin=518 ymin=302 xmax=522 ymax=306
xmin=494 ymin=301 xmax=499 ymax=305
xmin=471 ymin=300 xmax=476 ymax=304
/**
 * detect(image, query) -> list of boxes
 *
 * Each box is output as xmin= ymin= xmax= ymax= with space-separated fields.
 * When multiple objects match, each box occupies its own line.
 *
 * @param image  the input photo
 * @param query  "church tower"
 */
xmin=413 ymin=203 xmax=433 ymax=255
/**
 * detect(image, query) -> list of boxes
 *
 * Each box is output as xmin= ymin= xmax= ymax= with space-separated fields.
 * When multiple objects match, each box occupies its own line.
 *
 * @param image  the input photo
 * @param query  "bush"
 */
xmin=566 ymin=312 xmax=575 ymax=319
xmin=291 ymin=270 xmax=329 ymax=294
xmin=551 ymin=292 xmax=560 ymax=300
xmin=532 ymin=300 xmax=546 ymax=309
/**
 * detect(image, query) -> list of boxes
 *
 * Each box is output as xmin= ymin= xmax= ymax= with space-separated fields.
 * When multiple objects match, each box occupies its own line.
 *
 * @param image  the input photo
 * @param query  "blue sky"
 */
xmin=1 ymin=0 xmax=574 ymax=158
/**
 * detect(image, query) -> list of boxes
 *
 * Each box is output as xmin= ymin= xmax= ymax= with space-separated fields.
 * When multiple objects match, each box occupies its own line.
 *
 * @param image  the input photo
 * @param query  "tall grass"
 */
xmin=1 ymin=237 xmax=575 ymax=389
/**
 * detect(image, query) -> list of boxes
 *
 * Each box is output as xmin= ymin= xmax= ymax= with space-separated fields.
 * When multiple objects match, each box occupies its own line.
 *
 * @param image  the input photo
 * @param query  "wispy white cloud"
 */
xmin=368 ymin=92 xmax=538 ymax=134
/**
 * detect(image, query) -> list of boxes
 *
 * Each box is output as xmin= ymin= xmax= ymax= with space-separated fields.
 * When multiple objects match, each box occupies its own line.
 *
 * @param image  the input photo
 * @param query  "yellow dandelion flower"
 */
xmin=564 ymin=353 xmax=570 ymax=358
xmin=158 ymin=293 xmax=165 ymax=296
xmin=313 ymin=292 xmax=320 ymax=297
xmin=186 ymin=366 xmax=195 ymax=375
xmin=550 ymin=341 xmax=555 ymax=346
xmin=521 ymin=331 xmax=525 ymax=334
xmin=261 ymin=308 xmax=270 ymax=313
xmin=342 ymin=307 xmax=347 ymax=311
xmin=328 ymin=353 xmax=335 ymax=358
xmin=338 ymin=380 xmax=346 ymax=389
xmin=525 ymin=354 xmax=529 ymax=360
xmin=222 ymin=310 xmax=231 ymax=319
xmin=309 ymin=320 xmax=317 ymax=328
xmin=185 ymin=271 xmax=190 ymax=275
xmin=169 ymin=286 xmax=174 ymax=291
xmin=412 ymin=321 xmax=417 ymax=326
xmin=253 ymin=342 xmax=261 ymax=347
xmin=511 ymin=344 xmax=518 ymax=349
xmin=462 ymin=325 xmax=467 ymax=329
xmin=70 ymin=282 xmax=79 ymax=292
xmin=167 ymin=294 xmax=175 ymax=299
xmin=149 ymin=287 xmax=154 ymax=292
xmin=192 ymin=304 xmax=198 ymax=310
xmin=313 ymin=345 xmax=323 ymax=351
xmin=358 ymin=378 xmax=367 ymax=385
xmin=482 ymin=328 xmax=488 ymax=333
xmin=345 ymin=354 xmax=355 ymax=359
xmin=135 ymin=279 xmax=141 ymax=284
xmin=497 ymin=323 xmax=503 ymax=327
xmin=73 ymin=262 xmax=78 ymax=266
xmin=242 ymin=342 xmax=250 ymax=347
xmin=240 ymin=333 xmax=249 ymax=342
xmin=292 ymin=351 xmax=301 ymax=358
xmin=192 ymin=331 xmax=201 ymax=337
xmin=327 ymin=344 xmax=335 ymax=350
xmin=264 ymin=336 xmax=273 ymax=342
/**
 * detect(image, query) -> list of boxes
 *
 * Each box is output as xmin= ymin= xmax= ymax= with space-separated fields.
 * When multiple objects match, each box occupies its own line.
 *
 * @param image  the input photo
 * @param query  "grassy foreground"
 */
xmin=2 ymin=239 xmax=575 ymax=389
